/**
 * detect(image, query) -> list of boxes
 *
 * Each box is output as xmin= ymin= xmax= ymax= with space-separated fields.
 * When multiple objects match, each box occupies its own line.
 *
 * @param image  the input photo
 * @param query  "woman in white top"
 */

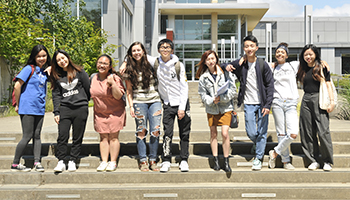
xmin=268 ymin=43 xmax=299 ymax=170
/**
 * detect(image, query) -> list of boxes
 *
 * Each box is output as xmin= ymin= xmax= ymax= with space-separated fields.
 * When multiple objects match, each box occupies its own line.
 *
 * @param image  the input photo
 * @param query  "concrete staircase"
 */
xmin=1 ymin=86 xmax=350 ymax=199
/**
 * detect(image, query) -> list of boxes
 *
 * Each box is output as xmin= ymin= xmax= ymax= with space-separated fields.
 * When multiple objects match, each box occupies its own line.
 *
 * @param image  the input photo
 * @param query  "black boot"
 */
xmin=223 ymin=157 xmax=231 ymax=172
xmin=213 ymin=156 xmax=220 ymax=171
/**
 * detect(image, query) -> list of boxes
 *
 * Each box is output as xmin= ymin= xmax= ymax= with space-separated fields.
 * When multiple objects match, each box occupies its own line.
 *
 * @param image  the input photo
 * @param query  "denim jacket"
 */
xmin=198 ymin=66 xmax=237 ymax=115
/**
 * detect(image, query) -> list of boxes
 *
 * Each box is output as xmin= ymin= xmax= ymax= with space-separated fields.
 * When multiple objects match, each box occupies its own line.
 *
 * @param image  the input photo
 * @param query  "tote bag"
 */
xmin=319 ymin=67 xmax=337 ymax=110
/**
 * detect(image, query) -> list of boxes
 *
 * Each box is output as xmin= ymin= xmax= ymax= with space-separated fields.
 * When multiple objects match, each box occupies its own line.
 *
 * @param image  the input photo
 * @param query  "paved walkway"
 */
xmin=1 ymin=103 xmax=349 ymax=134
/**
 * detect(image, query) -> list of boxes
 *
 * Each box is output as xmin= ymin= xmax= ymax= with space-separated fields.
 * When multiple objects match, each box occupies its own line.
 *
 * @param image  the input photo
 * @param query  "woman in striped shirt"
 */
xmin=123 ymin=42 xmax=162 ymax=172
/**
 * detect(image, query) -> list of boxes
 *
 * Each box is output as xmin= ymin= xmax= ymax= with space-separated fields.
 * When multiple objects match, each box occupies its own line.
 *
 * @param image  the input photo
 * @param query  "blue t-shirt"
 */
xmin=16 ymin=65 xmax=48 ymax=115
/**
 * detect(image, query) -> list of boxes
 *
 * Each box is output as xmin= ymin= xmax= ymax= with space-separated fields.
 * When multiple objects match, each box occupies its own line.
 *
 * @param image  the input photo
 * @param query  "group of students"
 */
xmin=11 ymin=35 xmax=335 ymax=173
xmin=202 ymin=35 xmax=335 ymax=171
xmin=11 ymin=39 xmax=191 ymax=173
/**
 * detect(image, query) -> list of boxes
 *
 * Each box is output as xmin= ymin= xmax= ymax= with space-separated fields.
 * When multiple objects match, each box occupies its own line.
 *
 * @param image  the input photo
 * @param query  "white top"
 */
xmin=271 ymin=61 xmax=299 ymax=100
xmin=148 ymin=55 xmax=189 ymax=111
xmin=244 ymin=62 xmax=260 ymax=104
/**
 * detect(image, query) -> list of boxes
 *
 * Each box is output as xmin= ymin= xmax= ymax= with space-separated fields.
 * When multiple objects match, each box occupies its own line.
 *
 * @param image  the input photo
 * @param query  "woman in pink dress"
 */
xmin=90 ymin=54 xmax=126 ymax=172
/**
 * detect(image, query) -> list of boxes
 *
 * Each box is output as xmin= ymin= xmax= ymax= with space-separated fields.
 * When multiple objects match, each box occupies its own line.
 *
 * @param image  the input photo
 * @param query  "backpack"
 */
xmin=12 ymin=65 xmax=35 ymax=107
xmin=153 ymin=57 xmax=181 ymax=81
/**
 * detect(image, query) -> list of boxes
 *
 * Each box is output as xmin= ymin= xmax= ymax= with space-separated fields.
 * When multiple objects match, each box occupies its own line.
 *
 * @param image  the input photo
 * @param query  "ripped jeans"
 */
xmin=134 ymin=102 xmax=162 ymax=162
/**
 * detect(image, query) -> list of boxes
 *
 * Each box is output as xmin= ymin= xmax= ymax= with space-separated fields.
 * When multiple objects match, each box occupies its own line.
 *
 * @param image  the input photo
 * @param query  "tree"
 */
xmin=0 ymin=2 xmax=52 ymax=103
xmin=0 ymin=0 xmax=117 ymax=103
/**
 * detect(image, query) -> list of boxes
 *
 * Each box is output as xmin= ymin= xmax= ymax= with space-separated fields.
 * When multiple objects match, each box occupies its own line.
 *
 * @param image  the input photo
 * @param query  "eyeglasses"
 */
xmin=97 ymin=62 xmax=110 ymax=66
xmin=159 ymin=46 xmax=172 ymax=51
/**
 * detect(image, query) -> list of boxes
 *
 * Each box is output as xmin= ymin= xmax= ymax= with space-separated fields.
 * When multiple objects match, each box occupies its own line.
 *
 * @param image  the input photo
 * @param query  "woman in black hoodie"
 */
xmin=50 ymin=49 xmax=90 ymax=172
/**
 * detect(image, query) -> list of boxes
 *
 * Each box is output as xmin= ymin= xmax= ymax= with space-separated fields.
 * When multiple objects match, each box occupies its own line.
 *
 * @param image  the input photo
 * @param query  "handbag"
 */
xmin=319 ymin=67 xmax=337 ymax=110
xmin=230 ymin=111 xmax=239 ymax=128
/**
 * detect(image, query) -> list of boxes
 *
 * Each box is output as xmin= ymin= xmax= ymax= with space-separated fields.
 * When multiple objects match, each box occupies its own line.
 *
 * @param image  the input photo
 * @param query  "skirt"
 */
xmin=207 ymin=111 xmax=232 ymax=126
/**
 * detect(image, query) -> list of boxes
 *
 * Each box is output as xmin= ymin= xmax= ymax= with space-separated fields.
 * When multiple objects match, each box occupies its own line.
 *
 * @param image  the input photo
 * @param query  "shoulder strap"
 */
xmin=153 ymin=57 xmax=160 ymax=74
xmin=29 ymin=65 xmax=35 ymax=79
xmin=258 ymin=58 xmax=264 ymax=76
xmin=174 ymin=61 xmax=181 ymax=81
xmin=90 ymin=73 xmax=97 ymax=85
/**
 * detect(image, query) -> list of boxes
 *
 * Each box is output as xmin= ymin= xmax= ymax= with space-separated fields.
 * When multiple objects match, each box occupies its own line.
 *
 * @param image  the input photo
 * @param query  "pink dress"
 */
xmin=90 ymin=74 xmax=126 ymax=134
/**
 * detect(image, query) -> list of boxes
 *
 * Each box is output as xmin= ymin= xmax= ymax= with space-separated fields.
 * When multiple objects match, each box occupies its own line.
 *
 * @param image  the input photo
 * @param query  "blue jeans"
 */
xmin=271 ymin=99 xmax=298 ymax=163
xmin=134 ymin=102 xmax=162 ymax=162
xmin=244 ymin=104 xmax=269 ymax=160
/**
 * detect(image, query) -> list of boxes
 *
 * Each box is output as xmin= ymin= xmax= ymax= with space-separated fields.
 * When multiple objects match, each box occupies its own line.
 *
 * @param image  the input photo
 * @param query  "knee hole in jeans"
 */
xmin=137 ymin=128 xmax=147 ymax=140
xmin=151 ymin=130 xmax=160 ymax=137
xmin=153 ymin=110 xmax=162 ymax=116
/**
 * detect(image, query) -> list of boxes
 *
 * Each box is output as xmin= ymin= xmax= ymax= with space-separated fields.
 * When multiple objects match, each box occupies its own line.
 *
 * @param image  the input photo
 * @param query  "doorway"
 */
xmin=183 ymin=59 xmax=200 ymax=82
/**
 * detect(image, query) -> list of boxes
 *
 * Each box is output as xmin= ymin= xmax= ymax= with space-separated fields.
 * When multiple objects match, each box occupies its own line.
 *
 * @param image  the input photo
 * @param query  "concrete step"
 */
xmin=2 ymin=154 xmax=350 ymax=170
xmin=2 ymin=130 xmax=350 ymax=144
xmin=1 ymin=141 xmax=350 ymax=156
xmin=1 ymin=181 xmax=350 ymax=199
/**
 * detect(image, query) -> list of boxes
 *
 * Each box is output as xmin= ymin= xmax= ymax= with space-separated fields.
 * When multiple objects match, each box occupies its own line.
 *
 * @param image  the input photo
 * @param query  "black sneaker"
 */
xmin=11 ymin=164 xmax=31 ymax=172
xmin=34 ymin=162 xmax=45 ymax=172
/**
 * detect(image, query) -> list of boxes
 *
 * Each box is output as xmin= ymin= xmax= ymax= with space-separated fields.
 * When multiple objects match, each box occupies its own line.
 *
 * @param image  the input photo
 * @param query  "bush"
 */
xmin=337 ymin=87 xmax=350 ymax=120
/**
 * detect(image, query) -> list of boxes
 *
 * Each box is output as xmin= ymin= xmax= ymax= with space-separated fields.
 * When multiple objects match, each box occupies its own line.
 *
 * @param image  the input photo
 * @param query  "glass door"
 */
xmin=183 ymin=59 xmax=200 ymax=82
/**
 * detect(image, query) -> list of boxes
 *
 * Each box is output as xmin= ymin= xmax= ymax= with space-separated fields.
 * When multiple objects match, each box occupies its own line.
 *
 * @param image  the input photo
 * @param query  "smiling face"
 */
xmin=158 ymin=43 xmax=173 ymax=62
xmin=56 ymin=53 xmax=69 ymax=71
xmin=97 ymin=56 xmax=111 ymax=75
xmin=303 ymin=48 xmax=316 ymax=67
xmin=205 ymin=53 xmax=217 ymax=72
xmin=131 ymin=44 xmax=144 ymax=62
xmin=243 ymin=40 xmax=258 ymax=59
xmin=35 ymin=50 xmax=48 ymax=68
xmin=275 ymin=48 xmax=288 ymax=64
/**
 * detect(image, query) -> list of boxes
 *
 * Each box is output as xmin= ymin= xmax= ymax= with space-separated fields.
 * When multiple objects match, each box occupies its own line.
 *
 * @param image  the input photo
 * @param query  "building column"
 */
xmin=211 ymin=13 xmax=218 ymax=52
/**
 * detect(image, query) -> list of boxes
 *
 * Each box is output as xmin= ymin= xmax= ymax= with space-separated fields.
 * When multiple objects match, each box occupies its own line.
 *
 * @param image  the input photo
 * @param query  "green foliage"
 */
xmin=41 ymin=0 xmax=117 ymax=75
xmin=0 ymin=0 xmax=118 ymax=105
xmin=0 ymin=1 xmax=52 ymax=103
xmin=337 ymin=87 xmax=350 ymax=120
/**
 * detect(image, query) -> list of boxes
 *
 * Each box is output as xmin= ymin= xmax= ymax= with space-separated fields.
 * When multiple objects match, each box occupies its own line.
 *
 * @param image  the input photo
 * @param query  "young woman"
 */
xmin=11 ymin=44 xmax=51 ymax=172
xmin=50 ymin=49 xmax=90 ymax=172
xmin=196 ymin=50 xmax=236 ymax=172
xmin=123 ymin=42 xmax=162 ymax=172
xmin=297 ymin=44 xmax=335 ymax=171
xmin=267 ymin=43 xmax=299 ymax=170
xmin=90 ymin=54 xmax=126 ymax=172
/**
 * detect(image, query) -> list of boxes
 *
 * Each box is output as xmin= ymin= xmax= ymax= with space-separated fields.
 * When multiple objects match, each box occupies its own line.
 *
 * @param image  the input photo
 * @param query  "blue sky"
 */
xmin=239 ymin=0 xmax=350 ymax=17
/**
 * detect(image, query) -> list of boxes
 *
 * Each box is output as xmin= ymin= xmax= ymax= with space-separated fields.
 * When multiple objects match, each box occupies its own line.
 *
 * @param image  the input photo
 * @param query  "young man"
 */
xmin=147 ymin=39 xmax=192 ymax=172
xmin=223 ymin=35 xmax=274 ymax=170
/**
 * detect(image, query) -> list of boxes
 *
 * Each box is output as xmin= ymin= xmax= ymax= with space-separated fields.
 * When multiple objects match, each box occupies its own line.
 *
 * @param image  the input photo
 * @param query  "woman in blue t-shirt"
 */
xmin=11 ymin=44 xmax=51 ymax=172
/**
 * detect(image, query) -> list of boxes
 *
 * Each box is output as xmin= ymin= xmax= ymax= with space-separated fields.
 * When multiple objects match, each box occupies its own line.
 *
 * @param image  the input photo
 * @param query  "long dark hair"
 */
xmin=297 ymin=44 xmax=322 ymax=83
xmin=26 ymin=44 xmax=51 ymax=69
xmin=50 ymin=49 xmax=82 ymax=88
xmin=195 ymin=50 xmax=221 ymax=79
xmin=124 ymin=42 xmax=154 ymax=90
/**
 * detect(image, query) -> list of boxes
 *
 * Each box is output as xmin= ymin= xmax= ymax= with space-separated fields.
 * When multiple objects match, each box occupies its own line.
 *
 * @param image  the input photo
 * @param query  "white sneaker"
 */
xmin=68 ymin=160 xmax=76 ymax=172
xmin=252 ymin=158 xmax=262 ymax=171
xmin=54 ymin=160 xmax=66 ymax=172
xmin=179 ymin=160 xmax=189 ymax=172
xmin=106 ymin=161 xmax=117 ymax=172
xmin=160 ymin=161 xmax=171 ymax=173
xmin=96 ymin=161 xmax=108 ymax=172
xmin=308 ymin=162 xmax=320 ymax=171
xmin=323 ymin=163 xmax=332 ymax=171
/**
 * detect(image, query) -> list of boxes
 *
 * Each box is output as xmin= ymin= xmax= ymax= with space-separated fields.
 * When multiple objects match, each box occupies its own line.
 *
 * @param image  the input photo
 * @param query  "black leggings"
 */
xmin=56 ymin=105 xmax=88 ymax=161
xmin=13 ymin=115 xmax=44 ymax=164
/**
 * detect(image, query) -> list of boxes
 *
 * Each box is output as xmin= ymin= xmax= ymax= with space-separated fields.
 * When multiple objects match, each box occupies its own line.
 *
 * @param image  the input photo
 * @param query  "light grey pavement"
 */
xmin=0 ymin=102 xmax=349 ymax=135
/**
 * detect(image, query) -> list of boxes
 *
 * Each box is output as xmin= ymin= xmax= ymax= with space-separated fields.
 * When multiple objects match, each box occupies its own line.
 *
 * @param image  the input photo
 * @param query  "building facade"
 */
xmin=253 ymin=16 xmax=350 ymax=75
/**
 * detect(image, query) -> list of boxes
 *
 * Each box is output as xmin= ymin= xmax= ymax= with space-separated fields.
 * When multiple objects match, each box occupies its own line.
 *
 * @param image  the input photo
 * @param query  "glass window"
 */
xmin=161 ymin=15 xmax=168 ymax=34
xmin=342 ymin=54 xmax=350 ymax=74
xmin=82 ymin=0 xmax=101 ymax=28
xmin=218 ymin=15 xmax=238 ymax=40
xmin=175 ymin=15 xmax=211 ymax=40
